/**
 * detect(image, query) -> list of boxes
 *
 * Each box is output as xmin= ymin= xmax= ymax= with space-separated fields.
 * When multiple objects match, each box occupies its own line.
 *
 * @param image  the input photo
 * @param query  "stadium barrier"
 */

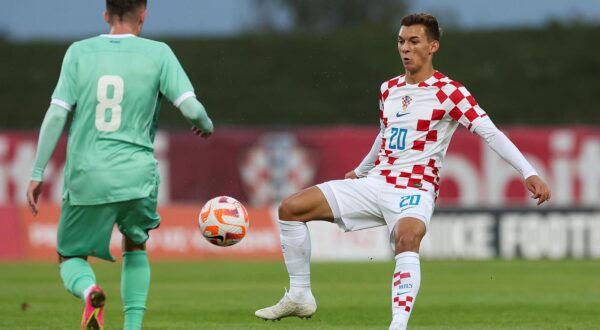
xmin=1 ymin=205 xmax=598 ymax=261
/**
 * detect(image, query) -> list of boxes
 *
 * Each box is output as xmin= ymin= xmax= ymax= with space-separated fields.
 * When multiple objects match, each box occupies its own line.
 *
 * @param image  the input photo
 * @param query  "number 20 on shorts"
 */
xmin=399 ymin=195 xmax=421 ymax=208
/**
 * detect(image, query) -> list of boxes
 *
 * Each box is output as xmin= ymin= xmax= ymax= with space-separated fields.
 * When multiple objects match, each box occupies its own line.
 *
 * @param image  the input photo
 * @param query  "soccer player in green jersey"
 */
xmin=25 ymin=1 xmax=213 ymax=329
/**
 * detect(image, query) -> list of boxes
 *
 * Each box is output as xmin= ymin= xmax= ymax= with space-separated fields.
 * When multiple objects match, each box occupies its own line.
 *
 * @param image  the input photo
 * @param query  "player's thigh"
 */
xmin=317 ymin=178 xmax=386 ymax=231
xmin=379 ymin=188 xmax=435 ymax=247
xmin=116 ymin=184 xmax=160 ymax=246
xmin=57 ymin=199 xmax=116 ymax=261
xmin=280 ymin=186 xmax=334 ymax=221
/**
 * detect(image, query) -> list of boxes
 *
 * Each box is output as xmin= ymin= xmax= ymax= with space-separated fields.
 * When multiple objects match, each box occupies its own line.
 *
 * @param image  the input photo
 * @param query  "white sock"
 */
xmin=82 ymin=284 xmax=96 ymax=300
xmin=390 ymin=252 xmax=421 ymax=329
xmin=278 ymin=220 xmax=314 ymax=303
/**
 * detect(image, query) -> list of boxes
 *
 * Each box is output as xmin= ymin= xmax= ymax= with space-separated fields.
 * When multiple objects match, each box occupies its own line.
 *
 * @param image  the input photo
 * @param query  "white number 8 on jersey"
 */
xmin=96 ymin=75 xmax=124 ymax=132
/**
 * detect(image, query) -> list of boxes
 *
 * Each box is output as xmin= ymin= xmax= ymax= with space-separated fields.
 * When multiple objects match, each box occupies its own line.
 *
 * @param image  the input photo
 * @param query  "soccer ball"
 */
xmin=198 ymin=196 xmax=250 ymax=247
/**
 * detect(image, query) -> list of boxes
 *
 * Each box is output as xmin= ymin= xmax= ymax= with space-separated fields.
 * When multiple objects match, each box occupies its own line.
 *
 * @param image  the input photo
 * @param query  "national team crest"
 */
xmin=401 ymin=95 xmax=412 ymax=112
xmin=239 ymin=133 xmax=316 ymax=206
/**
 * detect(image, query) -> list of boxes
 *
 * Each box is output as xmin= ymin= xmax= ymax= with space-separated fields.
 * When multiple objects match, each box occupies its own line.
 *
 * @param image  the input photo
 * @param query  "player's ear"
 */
xmin=139 ymin=7 xmax=147 ymax=25
xmin=430 ymin=40 xmax=440 ymax=55
xmin=103 ymin=10 xmax=110 ymax=25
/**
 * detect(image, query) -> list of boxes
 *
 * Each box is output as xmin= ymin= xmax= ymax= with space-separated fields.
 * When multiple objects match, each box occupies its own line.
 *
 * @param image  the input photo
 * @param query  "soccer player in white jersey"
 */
xmin=255 ymin=13 xmax=551 ymax=330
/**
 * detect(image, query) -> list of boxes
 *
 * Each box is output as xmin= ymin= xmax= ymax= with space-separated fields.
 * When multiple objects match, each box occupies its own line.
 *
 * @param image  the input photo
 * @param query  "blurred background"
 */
xmin=1 ymin=0 xmax=599 ymax=261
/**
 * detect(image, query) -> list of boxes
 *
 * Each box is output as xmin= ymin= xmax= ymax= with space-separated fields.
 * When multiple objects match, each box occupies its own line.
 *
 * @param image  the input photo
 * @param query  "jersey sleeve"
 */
xmin=442 ymin=82 xmax=488 ymax=132
xmin=50 ymin=44 xmax=78 ymax=110
xmin=159 ymin=44 xmax=195 ymax=107
xmin=474 ymin=118 xmax=538 ymax=179
xmin=379 ymin=82 xmax=387 ymax=134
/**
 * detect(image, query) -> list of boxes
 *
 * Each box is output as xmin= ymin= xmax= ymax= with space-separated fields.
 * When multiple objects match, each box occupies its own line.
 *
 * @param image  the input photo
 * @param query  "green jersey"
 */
xmin=51 ymin=34 xmax=194 ymax=205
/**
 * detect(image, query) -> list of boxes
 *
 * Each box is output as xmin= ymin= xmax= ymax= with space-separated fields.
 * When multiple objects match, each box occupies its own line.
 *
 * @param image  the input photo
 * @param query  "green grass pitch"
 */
xmin=1 ymin=260 xmax=599 ymax=329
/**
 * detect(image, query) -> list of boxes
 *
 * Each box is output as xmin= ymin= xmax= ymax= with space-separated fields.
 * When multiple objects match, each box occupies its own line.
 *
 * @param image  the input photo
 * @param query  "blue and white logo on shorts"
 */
xmin=399 ymin=195 xmax=421 ymax=208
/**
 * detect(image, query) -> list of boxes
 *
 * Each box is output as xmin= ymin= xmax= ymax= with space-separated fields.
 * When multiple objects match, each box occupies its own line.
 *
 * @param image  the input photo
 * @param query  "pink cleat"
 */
xmin=81 ymin=286 xmax=105 ymax=330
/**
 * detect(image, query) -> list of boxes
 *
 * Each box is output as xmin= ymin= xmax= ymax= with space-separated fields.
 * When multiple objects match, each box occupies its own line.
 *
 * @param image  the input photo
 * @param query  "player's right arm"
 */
xmin=27 ymin=104 xmax=69 ymax=215
xmin=346 ymin=85 xmax=387 ymax=179
xmin=27 ymin=44 xmax=77 ymax=215
xmin=347 ymin=132 xmax=381 ymax=179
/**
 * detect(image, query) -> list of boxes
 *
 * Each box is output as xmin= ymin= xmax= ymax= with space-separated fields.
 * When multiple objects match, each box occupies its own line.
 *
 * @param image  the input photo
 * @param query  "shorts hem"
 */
xmin=316 ymin=183 xmax=342 ymax=220
xmin=56 ymin=249 xmax=116 ymax=262
xmin=397 ymin=213 xmax=429 ymax=231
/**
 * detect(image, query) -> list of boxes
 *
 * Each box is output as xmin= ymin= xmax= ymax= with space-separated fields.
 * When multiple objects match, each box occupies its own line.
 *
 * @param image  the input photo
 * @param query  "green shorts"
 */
xmin=56 ymin=185 xmax=160 ymax=261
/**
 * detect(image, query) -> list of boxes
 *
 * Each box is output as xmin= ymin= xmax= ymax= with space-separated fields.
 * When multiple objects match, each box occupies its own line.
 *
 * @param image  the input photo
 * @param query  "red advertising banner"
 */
xmin=0 ymin=206 xmax=23 ymax=260
xmin=9 ymin=204 xmax=600 ymax=261
xmin=16 ymin=203 xmax=282 ymax=261
xmin=1 ymin=126 xmax=599 ymax=208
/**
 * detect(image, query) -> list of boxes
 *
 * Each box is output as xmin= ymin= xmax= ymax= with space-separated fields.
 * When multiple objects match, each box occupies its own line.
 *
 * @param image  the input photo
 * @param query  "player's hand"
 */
xmin=344 ymin=170 xmax=358 ymax=179
xmin=26 ymin=180 xmax=44 ymax=216
xmin=192 ymin=127 xmax=212 ymax=138
xmin=525 ymin=175 xmax=551 ymax=206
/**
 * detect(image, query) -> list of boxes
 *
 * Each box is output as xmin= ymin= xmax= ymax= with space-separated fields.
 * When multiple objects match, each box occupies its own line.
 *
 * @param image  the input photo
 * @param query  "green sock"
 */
xmin=122 ymin=251 xmax=150 ymax=330
xmin=59 ymin=258 xmax=96 ymax=300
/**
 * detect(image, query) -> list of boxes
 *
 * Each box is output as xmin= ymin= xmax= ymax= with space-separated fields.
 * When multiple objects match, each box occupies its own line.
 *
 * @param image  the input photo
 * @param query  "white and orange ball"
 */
xmin=198 ymin=196 xmax=249 ymax=247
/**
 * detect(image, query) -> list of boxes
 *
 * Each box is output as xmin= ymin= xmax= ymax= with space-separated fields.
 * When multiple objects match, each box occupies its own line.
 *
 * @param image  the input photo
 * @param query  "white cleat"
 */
xmin=255 ymin=293 xmax=317 ymax=321
xmin=389 ymin=322 xmax=406 ymax=330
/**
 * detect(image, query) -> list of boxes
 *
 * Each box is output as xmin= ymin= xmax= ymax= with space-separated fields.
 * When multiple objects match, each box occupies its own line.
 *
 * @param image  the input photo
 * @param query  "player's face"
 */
xmin=397 ymin=25 xmax=439 ymax=73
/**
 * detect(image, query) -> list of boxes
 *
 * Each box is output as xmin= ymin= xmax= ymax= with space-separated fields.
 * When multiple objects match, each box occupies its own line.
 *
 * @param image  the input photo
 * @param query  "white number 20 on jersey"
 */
xmin=96 ymin=75 xmax=124 ymax=132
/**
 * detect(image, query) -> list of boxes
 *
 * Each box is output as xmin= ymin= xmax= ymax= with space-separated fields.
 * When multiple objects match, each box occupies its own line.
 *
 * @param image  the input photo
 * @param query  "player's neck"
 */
xmin=404 ymin=66 xmax=435 ymax=85
xmin=109 ymin=23 xmax=141 ymax=36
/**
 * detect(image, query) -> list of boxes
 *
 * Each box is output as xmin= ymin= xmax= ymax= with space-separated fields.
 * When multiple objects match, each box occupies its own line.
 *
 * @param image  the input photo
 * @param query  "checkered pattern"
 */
xmin=393 ymin=271 xmax=411 ymax=286
xmin=378 ymin=158 xmax=439 ymax=192
xmin=432 ymin=76 xmax=488 ymax=131
xmin=393 ymin=295 xmax=414 ymax=312
xmin=392 ymin=271 xmax=414 ymax=312
xmin=371 ymin=72 xmax=487 ymax=194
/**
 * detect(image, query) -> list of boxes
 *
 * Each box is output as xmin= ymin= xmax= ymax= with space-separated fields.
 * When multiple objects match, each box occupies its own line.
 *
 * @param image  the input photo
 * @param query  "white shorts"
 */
xmin=316 ymin=177 xmax=435 ymax=235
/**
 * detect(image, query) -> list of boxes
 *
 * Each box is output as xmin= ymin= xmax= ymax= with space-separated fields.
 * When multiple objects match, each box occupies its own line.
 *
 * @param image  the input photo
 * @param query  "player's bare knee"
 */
xmin=122 ymin=236 xmax=146 ymax=252
xmin=394 ymin=231 xmax=422 ymax=254
xmin=279 ymin=198 xmax=304 ymax=221
xmin=58 ymin=254 xmax=87 ymax=264
xmin=278 ymin=201 xmax=292 ymax=220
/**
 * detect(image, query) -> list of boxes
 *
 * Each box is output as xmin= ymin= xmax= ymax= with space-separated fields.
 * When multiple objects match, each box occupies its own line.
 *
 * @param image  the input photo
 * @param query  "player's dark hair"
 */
xmin=106 ymin=0 xmax=147 ymax=21
xmin=401 ymin=13 xmax=441 ymax=41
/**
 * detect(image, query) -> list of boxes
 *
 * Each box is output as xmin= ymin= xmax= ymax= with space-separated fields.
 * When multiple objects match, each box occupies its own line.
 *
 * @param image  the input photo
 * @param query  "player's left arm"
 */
xmin=473 ymin=118 xmax=551 ymax=205
xmin=27 ymin=104 xmax=70 ymax=215
xmin=179 ymin=97 xmax=213 ymax=138
xmin=159 ymin=44 xmax=214 ymax=138
xmin=448 ymin=82 xmax=550 ymax=205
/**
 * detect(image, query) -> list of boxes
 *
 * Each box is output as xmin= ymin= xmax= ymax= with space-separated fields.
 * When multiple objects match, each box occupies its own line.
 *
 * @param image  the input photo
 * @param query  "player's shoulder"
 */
xmin=134 ymin=36 xmax=170 ymax=49
xmin=64 ymin=38 xmax=90 ymax=52
xmin=58 ymin=39 xmax=89 ymax=61
xmin=428 ymin=71 xmax=466 ymax=90
xmin=134 ymin=37 xmax=180 ymax=61
xmin=380 ymin=74 xmax=406 ymax=92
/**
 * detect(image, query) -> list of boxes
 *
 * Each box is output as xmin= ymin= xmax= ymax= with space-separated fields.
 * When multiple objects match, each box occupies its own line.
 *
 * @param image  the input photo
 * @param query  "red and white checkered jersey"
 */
xmin=368 ymin=71 xmax=488 ymax=194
